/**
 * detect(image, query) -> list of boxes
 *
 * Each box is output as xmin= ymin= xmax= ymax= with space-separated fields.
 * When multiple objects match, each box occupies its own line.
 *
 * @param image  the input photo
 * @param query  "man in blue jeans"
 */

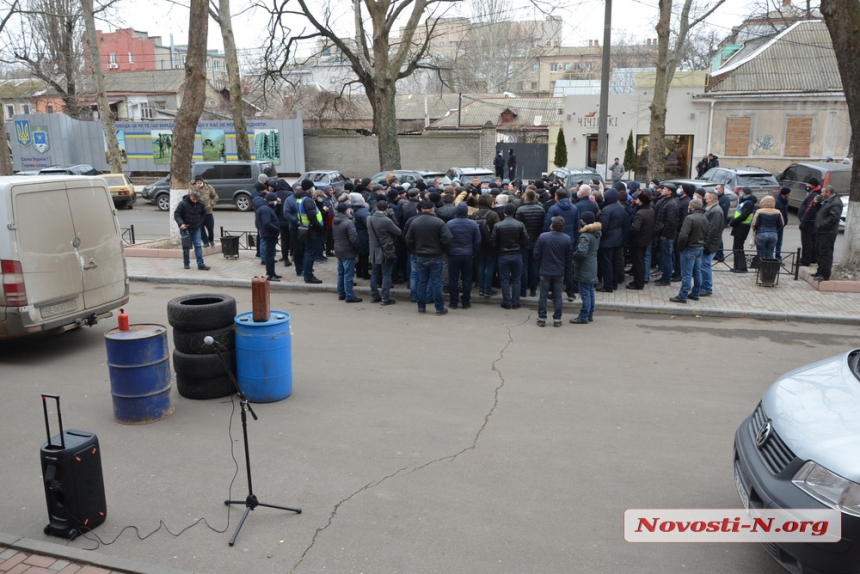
xmin=446 ymin=202 xmax=481 ymax=309
xmin=534 ymin=216 xmax=573 ymax=327
xmin=491 ymin=203 xmax=529 ymax=309
xmin=671 ymin=198 xmax=707 ymax=303
xmin=700 ymin=191 xmax=725 ymax=297
xmin=173 ymin=188 xmax=210 ymax=271
xmin=653 ymin=183 xmax=679 ymax=286
xmin=405 ymin=201 xmax=453 ymax=315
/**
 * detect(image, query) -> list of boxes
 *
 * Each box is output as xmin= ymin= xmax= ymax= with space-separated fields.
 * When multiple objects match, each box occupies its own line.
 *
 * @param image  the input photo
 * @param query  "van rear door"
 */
xmin=13 ymin=178 xmax=125 ymax=317
xmin=65 ymin=178 xmax=126 ymax=308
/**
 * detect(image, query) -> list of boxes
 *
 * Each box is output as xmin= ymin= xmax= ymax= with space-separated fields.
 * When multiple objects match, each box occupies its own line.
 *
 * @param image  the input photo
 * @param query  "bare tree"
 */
xmin=261 ymin=0 xmax=460 ymax=170
xmin=169 ymin=0 xmax=209 ymax=243
xmin=820 ymin=0 xmax=860 ymax=272
xmin=209 ymin=0 xmax=250 ymax=160
xmin=678 ymin=26 xmax=720 ymax=71
xmin=648 ymin=0 xmax=724 ymax=180
xmin=0 ymin=0 xmax=20 ymax=176
xmin=80 ymin=0 xmax=121 ymax=173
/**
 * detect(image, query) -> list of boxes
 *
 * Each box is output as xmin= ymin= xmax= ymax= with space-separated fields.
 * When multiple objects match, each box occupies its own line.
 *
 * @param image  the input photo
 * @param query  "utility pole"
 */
xmin=597 ymin=0 xmax=612 ymax=180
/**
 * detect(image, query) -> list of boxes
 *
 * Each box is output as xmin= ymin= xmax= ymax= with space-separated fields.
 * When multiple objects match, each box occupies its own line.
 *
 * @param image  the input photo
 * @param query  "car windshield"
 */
xmin=737 ymin=174 xmax=778 ymax=187
xmin=103 ymin=176 xmax=125 ymax=186
xmin=310 ymin=173 xmax=329 ymax=183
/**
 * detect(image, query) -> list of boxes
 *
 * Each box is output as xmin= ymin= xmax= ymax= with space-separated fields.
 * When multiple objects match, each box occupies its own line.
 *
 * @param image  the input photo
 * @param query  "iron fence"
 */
xmin=220 ymin=228 xmax=258 ymax=250
xmin=711 ymin=248 xmax=800 ymax=280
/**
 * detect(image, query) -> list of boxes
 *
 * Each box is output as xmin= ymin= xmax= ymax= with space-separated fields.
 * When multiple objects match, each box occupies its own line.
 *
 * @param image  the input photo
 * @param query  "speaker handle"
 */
xmin=41 ymin=394 xmax=64 ymax=449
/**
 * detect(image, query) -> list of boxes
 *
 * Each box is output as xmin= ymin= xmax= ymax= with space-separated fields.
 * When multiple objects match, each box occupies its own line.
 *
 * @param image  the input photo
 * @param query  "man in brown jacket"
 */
xmin=194 ymin=176 xmax=219 ymax=247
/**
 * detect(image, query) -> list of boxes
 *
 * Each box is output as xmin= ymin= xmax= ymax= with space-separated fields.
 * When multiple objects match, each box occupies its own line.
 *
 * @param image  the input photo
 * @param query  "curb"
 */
xmin=0 ymin=531 xmax=193 ymax=574
xmin=128 ymin=275 xmax=860 ymax=326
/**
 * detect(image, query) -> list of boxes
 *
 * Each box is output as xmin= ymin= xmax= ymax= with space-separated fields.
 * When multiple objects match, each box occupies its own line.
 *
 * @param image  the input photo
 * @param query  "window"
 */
xmin=532 ymin=63 xmax=538 ymax=72
xmin=128 ymin=52 xmax=134 ymax=64
xmin=785 ymin=116 xmax=813 ymax=157
xmin=214 ymin=60 xmax=220 ymax=70
xmin=219 ymin=165 xmax=252 ymax=179
xmin=531 ymin=82 xmax=538 ymax=91
xmin=140 ymin=102 xmax=152 ymax=119
xmin=563 ymin=62 xmax=570 ymax=71
xmin=635 ymin=134 xmax=694 ymax=180
xmin=109 ymin=52 xmax=117 ymax=64
xmin=5 ymin=104 xmax=13 ymax=117
xmin=21 ymin=104 xmax=29 ymax=114
xmin=322 ymin=46 xmax=331 ymax=56
xmin=205 ymin=59 xmax=209 ymax=69
xmin=725 ymin=116 xmax=751 ymax=156
xmin=46 ymin=105 xmax=54 ymax=114
xmin=550 ymin=63 xmax=558 ymax=72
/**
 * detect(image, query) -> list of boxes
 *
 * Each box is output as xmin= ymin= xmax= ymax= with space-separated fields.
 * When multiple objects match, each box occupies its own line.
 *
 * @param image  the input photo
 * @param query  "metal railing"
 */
xmin=711 ymin=248 xmax=800 ymax=280
xmin=120 ymin=225 xmax=135 ymax=246
xmin=220 ymin=228 xmax=258 ymax=250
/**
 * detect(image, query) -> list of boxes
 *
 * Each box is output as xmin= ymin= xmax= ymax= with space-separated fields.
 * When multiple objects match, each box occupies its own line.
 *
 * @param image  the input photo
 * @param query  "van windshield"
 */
xmin=827 ymin=171 xmax=851 ymax=192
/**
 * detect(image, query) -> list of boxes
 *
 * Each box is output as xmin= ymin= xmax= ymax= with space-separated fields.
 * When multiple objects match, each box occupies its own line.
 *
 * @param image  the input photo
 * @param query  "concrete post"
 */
xmin=481 ymin=121 xmax=497 ymax=169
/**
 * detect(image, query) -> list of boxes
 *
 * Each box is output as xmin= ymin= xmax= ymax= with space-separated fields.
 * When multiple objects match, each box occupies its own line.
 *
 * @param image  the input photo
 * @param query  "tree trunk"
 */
xmin=648 ymin=0 xmax=672 ymax=181
xmin=81 ymin=0 xmax=121 ymax=174
xmin=371 ymin=76 xmax=401 ymax=170
xmin=821 ymin=0 xmax=860 ymax=271
xmin=169 ymin=0 xmax=209 ymax=243
xmin=217 ymin=0 xmax=250 ymax=160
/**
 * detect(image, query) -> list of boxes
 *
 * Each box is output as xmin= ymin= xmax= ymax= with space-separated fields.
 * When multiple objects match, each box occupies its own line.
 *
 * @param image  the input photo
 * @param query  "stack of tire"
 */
xmin=167 ymin=294 xmax=237 ymax=400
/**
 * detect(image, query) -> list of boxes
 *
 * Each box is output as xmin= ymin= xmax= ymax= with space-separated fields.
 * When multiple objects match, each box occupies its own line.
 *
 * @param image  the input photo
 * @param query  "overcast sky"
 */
xmin=109 ymin=0 xmax=761 ymax=62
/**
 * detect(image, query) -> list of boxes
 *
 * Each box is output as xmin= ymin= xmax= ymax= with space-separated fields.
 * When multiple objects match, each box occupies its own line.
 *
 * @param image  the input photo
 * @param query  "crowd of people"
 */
xmin=173 ymin=169 xmax=844 ymax=325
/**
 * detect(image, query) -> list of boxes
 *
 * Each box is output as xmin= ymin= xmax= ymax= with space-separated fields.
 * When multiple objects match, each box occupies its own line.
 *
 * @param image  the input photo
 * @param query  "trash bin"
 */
xmin=220 ymin=235 xmax=240 ymax=259
xmin=757 ymin=258 xmax=780 ymax=287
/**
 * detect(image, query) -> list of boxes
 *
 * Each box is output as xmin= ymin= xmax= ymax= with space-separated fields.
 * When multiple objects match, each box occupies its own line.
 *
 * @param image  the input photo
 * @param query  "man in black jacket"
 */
xmin=700 ymin=191 xmax=725 ymax=297
xmin=653 ymin=183 xmax=679 ymax=286
xmin=798 ymin=178 xmax=822 ymax=266
xmin=491 ymin=204 xmax=529 ymax=309
xmin=174 ymin=189 xmax=210 ymax=271
xmin=405 ymin=202 xmax=453 ymax=315
xmin=813 ymin=185 xmax=844 ymax=281
xmin=626 ymin=193 xmax=655 ymax=290
xmin=671 ymin=198 xmax=707 ymax=303
xmin=775 ymin=187 xmax=791 ymax=259
xmin=515 ymin=189 xmax=545 ymax=297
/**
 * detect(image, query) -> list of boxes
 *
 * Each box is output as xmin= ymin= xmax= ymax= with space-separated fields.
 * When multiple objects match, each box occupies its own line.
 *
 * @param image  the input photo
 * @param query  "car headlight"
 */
xmin=793 ymin=461 xmax=860 ymax=517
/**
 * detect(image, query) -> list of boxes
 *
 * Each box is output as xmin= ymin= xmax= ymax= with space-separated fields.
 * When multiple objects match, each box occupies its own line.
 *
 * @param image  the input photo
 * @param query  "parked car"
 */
xmin=734 ymin=349 xmax=860 ymax=574
xmin=294 ymin=170 xmax=350 ymax=193
xmin=98 ymin=173 xmax=136 ymax=209
xmin=698 ymin=167 xmax=780 ymax=198
xmin=0 ymin=176 xmax=129 ymax=340
xmin=141 ymin=160 xmax=275 ymax=211
xmin=660 ymin=178 xmax=738 ymax=211
xmin=370 ymin=170 xmax=446 ymax=186
xmin=38 ymin=164 xmax=99 ymax=176
xmin=776 ymin=161 xmax=852 ymax=209
xmin=549 ymin=167 xmax=605 ymax=189
xmin=444 ymin=167 xmax=495 ymax=185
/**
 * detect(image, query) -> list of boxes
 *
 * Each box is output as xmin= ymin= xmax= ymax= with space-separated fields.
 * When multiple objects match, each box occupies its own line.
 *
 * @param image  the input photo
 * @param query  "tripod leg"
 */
xmin=228 ymin=506 xmax=253 ymax=547
xmin=256 ymin=501 xmax=302 ymax=514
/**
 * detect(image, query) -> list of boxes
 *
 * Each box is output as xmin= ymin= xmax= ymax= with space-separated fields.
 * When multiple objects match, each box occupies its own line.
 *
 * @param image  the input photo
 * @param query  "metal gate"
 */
xmin=497 ymin=143 xmax=547 ymax=182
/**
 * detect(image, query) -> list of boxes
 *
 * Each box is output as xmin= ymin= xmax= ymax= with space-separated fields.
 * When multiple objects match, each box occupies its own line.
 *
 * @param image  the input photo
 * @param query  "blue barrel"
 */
xmin=235 ymin=310 xmax=292 ymax=403
xmin=105 ymin=324 xmax=174 ymax=424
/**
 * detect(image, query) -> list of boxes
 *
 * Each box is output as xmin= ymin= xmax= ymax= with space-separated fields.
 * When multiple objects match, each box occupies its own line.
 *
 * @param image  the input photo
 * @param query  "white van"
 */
xmin=0 ymin=176 xmax=129 ymax=340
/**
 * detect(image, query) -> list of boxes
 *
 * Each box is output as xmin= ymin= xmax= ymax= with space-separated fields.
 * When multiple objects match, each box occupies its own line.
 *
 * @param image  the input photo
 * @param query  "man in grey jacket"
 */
xmin=367 ymin=200 xmax=402 ymax=306
xmin=671 ymin=198 xmax=708 ymax=303
xmin=700 ymin=191 xmax=725 ymax=297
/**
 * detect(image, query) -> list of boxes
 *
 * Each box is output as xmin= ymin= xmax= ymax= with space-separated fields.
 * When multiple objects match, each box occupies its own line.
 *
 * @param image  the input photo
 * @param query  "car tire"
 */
xmin=175 ymin=373 xmax=234 ymax=400
xmin=172 ymin=348 xmax=235 ymax=378
xmin=156 ymin=193 xmax=170 ymax=211
xmin=166 ymin=294 xmax=237 ymax=331
xmin=234 ymin=193 xmax=251 ymax=212
xmin=172 ymin=324 xmax=235 ymax=354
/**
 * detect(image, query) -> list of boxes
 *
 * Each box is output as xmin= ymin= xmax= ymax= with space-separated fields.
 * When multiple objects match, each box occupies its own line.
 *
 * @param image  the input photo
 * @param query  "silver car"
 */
xmin=734 ymin=349 xmax=860 ymax=573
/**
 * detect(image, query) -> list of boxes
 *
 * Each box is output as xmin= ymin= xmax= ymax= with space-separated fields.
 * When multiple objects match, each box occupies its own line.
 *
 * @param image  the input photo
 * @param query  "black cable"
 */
xmin=68 ymin=391 xmax=241 ymax=550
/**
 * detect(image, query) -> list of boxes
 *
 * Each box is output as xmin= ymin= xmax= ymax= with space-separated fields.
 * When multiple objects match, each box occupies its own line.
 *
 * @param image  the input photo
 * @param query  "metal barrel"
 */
xmin=105 ymin=324 xmax=174 ymax=424
xmin=235 ymin=310 xmax=292 ymax=403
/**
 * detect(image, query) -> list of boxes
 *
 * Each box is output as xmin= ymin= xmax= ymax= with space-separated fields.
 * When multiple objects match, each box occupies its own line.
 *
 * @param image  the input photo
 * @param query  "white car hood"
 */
xmin=763 ymin=350 xmax=860 ymax=481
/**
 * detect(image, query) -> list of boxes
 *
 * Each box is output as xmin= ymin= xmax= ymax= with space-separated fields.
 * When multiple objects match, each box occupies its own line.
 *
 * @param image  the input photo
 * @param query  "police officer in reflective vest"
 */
xmin=298 ymin=179 xmax=325 ymax=283
xmin=728 ymin=186 xmax=757 ymax=273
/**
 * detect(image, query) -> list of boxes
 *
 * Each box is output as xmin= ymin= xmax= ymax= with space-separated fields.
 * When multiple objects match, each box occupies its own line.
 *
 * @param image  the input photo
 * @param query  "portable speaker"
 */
xmin=40 ymin=394 xmax=106 ymax=540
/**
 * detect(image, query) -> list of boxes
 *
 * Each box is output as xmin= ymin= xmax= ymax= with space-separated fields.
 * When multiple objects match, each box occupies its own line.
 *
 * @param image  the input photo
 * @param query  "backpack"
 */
xmin=474 ymin=211 xmax=493 ymax=249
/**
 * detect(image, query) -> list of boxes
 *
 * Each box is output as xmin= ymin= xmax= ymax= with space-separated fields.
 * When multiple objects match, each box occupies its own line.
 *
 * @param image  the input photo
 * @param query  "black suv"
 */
xmin=698 ymin=167 xmax=779 ymax=198
xmin=141 ymin=160 xmax=275 ymax=211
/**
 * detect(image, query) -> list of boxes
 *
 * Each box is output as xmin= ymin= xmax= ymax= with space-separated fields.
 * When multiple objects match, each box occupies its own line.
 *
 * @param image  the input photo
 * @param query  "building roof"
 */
xmin=0 ymin=78 xmax=47 ymax=99
xmin=427 ymin=96 xmax=563 ymax=129
xmin=80 ymin=70 xmax=187 ymax=95
xmin=707 ymin=20 xmax=840 ymax=93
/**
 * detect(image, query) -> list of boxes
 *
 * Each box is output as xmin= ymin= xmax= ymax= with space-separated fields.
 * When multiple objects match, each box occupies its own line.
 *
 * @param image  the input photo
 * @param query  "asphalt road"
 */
xmin=1 ymin=285 xmax=856 ymax=574
xmin=118 ymin=202 xmax=848 ymax=261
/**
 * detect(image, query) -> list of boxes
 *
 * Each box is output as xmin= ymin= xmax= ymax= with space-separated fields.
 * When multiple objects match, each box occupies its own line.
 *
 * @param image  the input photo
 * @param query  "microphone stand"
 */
xmin=207 ymin=338 xmax=301 ymax=546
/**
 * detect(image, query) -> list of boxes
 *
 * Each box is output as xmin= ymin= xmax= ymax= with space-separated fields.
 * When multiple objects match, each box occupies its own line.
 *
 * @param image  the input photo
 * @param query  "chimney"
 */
xmin=783 ymin=0 xmax=791 ymax=5
xmin=588 ymin=40 xmax=592 ymax=47
xmin=594 ymin=39 xmax=599 ymax=47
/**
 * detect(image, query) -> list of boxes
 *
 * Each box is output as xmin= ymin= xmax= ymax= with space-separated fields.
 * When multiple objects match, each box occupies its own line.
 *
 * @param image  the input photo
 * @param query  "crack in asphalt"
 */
xmin=290 ymin=313 xmax=532 ymax=573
